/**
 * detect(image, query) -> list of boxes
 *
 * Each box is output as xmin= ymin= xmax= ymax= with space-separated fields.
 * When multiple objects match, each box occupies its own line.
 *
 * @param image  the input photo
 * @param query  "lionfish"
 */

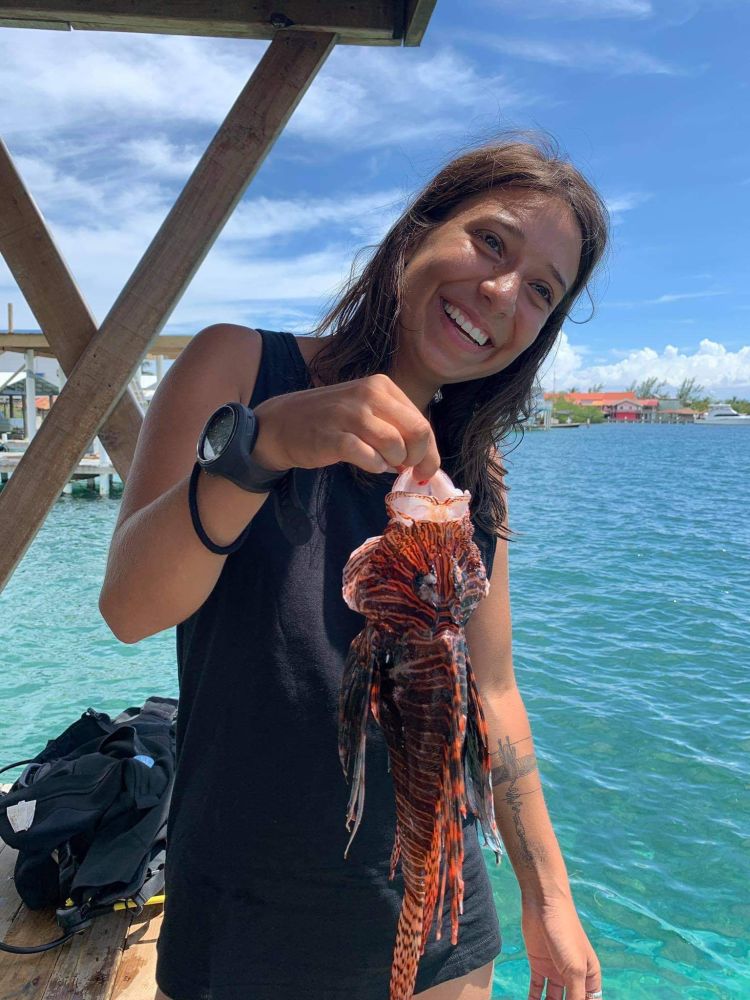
xmin=338 ymin=467 xmax=503 ymax=1000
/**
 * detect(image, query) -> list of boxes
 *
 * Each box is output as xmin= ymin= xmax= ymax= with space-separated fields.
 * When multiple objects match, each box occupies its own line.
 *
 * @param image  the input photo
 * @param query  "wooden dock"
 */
xmin=0 ymin=786 xmax=162 ymax=999
xmin=0 ymin=453 xmax=120 ymax=496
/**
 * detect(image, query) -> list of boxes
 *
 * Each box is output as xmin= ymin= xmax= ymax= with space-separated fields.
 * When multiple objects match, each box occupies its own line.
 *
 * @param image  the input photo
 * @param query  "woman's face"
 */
xmin=394 ymin=188 xmax=582 ymax=415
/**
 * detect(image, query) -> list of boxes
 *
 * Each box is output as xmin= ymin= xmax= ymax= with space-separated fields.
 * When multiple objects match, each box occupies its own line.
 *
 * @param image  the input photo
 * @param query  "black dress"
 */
xmin=155 ymin=329 xmax=502 ymax=1000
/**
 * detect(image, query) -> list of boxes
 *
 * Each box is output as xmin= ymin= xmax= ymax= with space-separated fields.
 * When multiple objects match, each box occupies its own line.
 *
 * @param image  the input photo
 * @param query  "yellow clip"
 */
xmin=63 ymin=895 xmax=165 ymax=911
xmin=113 ymin=894 xmax=165 ymax=911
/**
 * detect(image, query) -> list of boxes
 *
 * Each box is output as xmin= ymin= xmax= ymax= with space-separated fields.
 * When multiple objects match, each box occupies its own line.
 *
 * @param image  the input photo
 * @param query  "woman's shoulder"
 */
xmin=291 ymin=333 xmax=329 ymax=389
xmin=198 ymin=324 xmax=332 ymax=403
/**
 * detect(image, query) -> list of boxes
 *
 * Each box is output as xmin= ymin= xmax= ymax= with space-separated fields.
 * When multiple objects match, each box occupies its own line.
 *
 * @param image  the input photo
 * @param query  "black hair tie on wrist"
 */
xmin=188 ymin=461 xmax=251 ymax=555
xmin=188 ymin=461 xmax=313 ymax=554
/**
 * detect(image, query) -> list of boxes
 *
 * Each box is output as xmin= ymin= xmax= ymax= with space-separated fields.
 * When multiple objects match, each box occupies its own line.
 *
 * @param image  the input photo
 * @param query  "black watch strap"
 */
xmin=193 ymin=398 xmax=314 ymax=548
xmin=197 ymin=402 xmax=291 ymax=494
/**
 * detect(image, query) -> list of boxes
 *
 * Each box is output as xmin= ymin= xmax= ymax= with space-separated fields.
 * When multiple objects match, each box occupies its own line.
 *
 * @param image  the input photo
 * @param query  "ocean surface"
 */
xmin=1 ymin=422 xmax=747 ymax=999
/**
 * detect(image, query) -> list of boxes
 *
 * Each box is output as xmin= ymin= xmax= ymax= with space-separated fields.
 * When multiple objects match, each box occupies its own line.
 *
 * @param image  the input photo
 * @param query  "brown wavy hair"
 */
xmin=307 ymin=132 xmax=609 ymax=542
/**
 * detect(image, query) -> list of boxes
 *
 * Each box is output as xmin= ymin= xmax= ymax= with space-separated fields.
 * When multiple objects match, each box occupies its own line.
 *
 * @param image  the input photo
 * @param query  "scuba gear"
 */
xmin=0 ymin=696 xmax=177 ymax=955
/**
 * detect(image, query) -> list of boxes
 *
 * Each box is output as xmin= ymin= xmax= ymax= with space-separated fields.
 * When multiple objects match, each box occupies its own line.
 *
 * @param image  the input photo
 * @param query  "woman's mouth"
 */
xmin=439 ymin=298 xmax=493 ymax=353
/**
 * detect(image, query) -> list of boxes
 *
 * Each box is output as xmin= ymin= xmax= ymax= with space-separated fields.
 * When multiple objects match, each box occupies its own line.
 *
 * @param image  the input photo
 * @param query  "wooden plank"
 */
xmin=0 ymin=885 xmax=132 ymax=1000
xmin=108 ymin=906 xmax=164 ymax=1000
xmin=42 ymin=909 xmax=132 ymax=1000
xmin=0 ymin=838 xmax=24 ymax=941
xmin=0 ymin=140 xmax=145 ymax=483
xmin=0 ymin=1 xmax=398 ymax=43
xmin=403 ymin=0 xmax=437 ymax=46
xmin=0 ymin=333 xmax=192 ymax=360
xmin=0 ymin=29 xmax=336 ymax=592
xmin=0 ymin=902 xmax=64 ymax=997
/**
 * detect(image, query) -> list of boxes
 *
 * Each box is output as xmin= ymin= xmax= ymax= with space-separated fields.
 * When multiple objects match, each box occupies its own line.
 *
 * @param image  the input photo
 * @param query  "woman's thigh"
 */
xmin=415 ymin=960 xmax=494 ymax=1000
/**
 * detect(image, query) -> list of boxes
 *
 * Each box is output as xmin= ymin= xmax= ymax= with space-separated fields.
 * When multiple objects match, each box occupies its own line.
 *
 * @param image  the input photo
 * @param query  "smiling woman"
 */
xmin=100 ymin=129 xmax=609 ymax=1000
xmin=305 ymin=133 xmax=609 ymax=543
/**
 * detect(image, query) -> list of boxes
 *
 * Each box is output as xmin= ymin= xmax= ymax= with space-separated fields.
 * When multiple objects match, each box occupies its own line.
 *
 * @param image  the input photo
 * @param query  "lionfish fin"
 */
xmin=388 ymin=820 xmax=402 ymax=881
xmin=464 ymin=657 xmax=503 ymax=863
xmin=338 ymin=630 xmax=377 ymax=858
xmin=342 ymin=534 xmax=383 ymax=612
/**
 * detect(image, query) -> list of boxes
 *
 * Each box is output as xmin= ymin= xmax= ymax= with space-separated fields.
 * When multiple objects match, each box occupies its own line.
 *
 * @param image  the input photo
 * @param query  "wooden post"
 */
xmin=0 ymin=30 xmax=336 ymax=589
xmin=0 ymin=138 xmax=145 ymax=478
xmin=24 ymin=349 xmax=34 ymax=441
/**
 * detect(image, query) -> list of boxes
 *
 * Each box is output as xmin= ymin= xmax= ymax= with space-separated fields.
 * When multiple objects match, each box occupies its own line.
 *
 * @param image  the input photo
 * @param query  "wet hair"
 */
xmin=307 ymin=130 xmax=609 ymax=542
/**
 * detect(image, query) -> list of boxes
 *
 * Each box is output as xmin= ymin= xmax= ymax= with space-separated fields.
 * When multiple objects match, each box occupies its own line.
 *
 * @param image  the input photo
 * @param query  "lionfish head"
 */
xmin=385 ymin=468 xmax=471 ymax=526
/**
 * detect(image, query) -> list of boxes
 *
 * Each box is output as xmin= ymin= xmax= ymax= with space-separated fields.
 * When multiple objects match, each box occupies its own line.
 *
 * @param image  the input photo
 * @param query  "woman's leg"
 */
xmin=153 ymin=989 xmax=173 ymax=1000
xmin=414 ymin=961 xmax=494 ymax=1000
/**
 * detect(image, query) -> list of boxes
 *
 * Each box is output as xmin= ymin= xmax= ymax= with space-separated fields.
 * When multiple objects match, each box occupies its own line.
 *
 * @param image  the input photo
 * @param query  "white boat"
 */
xmin=700 ymin=403 xmax=750 ymax=425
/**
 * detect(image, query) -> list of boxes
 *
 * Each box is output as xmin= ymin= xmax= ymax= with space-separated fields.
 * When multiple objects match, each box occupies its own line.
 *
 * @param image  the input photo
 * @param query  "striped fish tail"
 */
xmin=419 ymin=812 xmax=444 ymax=952
xmin=389 ymin=891 xmax=424 ymax=1000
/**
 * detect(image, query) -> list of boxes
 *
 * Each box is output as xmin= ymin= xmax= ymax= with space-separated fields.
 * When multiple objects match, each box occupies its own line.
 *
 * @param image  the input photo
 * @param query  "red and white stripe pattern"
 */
xmin=339 ymin=470 xmax=503 ymax=1000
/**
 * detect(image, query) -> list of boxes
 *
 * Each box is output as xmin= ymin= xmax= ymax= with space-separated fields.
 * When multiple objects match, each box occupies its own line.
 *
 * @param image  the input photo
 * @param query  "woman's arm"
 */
xmin=464 ymin=511 xmax=573 ymax=904
xmin=99 ymin=325 xmax=272 ymax=643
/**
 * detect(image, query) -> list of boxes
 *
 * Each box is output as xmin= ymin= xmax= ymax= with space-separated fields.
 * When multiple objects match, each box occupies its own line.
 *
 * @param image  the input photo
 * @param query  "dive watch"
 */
xmin=196 ymin=402 xmax=289 ymax=493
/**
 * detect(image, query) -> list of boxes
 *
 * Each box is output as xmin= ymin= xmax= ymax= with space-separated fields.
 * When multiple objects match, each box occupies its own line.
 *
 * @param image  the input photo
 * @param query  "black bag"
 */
xmin=0 ymin=696 xmax=177 ymax=954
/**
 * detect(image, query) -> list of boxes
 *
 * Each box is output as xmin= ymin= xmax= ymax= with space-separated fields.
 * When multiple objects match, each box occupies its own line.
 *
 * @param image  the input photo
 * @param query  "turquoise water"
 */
xmin=1 ymin=423 xmax=747 ymax=998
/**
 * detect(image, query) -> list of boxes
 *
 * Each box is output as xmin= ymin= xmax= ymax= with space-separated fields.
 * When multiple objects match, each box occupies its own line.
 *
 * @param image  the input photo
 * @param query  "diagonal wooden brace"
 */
xmin=0 ymin=29 xmax=336 ymax=590
xmin=0 ymin=137 xmax=145 ymax=480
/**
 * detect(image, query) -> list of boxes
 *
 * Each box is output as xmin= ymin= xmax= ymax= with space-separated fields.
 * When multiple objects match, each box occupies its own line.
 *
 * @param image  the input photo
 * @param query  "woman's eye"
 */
xmin=533 ymin=283 xmax=553 ymax=306
xmin=478 ymin=231 xmax=503 ymax=254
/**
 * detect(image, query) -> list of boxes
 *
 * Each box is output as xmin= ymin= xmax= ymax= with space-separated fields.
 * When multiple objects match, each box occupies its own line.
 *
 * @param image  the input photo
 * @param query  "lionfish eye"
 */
xmin=414 ymin=568 xmax=438 ymax=603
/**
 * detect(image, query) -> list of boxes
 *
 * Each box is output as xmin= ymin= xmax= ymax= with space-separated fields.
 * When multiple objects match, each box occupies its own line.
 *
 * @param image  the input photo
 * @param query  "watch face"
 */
xmin=201 ymin=406 xmax=236 ymax=461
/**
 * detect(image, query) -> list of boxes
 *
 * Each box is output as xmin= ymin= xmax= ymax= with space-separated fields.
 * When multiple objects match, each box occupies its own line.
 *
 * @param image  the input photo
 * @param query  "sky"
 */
xmin=0 ymin=0 xmax=748 ymax=399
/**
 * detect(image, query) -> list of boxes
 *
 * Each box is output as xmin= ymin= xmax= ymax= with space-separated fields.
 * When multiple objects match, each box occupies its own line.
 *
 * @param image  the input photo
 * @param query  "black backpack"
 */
xmin=0 ymin=696 xmax=177 ymax=954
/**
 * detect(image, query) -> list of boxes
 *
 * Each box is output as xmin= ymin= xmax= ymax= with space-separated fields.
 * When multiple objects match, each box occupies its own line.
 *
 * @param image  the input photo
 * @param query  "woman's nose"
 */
xmin=481 ymin=270 xmax=521 ymax=315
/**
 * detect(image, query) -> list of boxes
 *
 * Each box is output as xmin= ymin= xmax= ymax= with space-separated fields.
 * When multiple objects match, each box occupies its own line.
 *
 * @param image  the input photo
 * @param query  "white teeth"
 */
xmin=443 ymin=301 xmax=489 ymax=346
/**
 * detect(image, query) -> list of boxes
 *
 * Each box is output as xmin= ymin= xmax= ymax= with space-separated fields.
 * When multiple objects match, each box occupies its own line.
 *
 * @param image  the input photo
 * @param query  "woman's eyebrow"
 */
xmin=480 ymin=213 xmax=569 ymax=296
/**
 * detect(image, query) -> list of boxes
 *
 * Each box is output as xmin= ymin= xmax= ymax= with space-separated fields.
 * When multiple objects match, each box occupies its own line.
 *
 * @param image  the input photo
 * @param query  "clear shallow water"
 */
xmin=1 ymin=423 xmax=747 ymax=998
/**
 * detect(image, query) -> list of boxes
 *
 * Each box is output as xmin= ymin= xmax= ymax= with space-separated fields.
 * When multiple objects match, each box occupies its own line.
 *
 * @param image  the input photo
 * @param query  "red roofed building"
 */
xmin=544 ymin=392 xmax=665 ymax=423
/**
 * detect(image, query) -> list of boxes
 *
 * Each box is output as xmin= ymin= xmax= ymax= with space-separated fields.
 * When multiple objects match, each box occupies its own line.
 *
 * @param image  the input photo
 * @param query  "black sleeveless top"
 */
xmin=156 ymin=329 xmax=502 ymax=1000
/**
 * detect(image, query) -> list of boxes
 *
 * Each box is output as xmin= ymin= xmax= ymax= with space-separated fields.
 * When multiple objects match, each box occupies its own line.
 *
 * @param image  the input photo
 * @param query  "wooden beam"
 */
xmin=0 ymin=138 xmax=145 ymax=480
xmin=0 ymin=1 xmax=399 ymax=44
xmin=403 ymin=0 xmax=437 ymax=46
xmin=0 ymin=332 xmax=192 ymax=360
xmin=0 ymin=29 xmax=336 ymax=591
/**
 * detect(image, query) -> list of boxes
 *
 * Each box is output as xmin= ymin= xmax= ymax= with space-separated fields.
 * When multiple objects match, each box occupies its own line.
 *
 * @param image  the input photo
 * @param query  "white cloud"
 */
xmin=1 ymin=30 xmax=256 ymax=136
xmin=477 ymin=36 xmax=678 ymax=75
xmin=604 ymin=191 xmax=652 ymax=224
xmin=122 ymin=137 xmax=202 ymax=181
xmin=288 ymin=47 xmax=529 ymax=147
xmin=0 ymin=180 xmax=408 ymax=332
xmin=558 ymin=0 xmax=653 ymax=14
xmin=538 ymin=331 xmax=590 ymax=389
xmin=539 ymin=332 xmax=750 ymax=396
xmin=225 ymin=190 xmax=405 ymax=244
xmin=648 ymin=291 xmax=726 ymax=305
xmin=606 ymin=290 xmax=727 ymax=308
xmin=0 ymin=30 xmax=529 ymax=151
xmin=489 ymin=0 xmax=653 ymax=18
xmin=0 ymin=224 xmax=357 ymax=332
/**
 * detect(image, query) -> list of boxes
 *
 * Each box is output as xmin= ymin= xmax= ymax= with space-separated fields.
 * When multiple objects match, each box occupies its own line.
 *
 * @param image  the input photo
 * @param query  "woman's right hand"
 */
xmin=251 ymin=374 xmax=441 ymax=482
